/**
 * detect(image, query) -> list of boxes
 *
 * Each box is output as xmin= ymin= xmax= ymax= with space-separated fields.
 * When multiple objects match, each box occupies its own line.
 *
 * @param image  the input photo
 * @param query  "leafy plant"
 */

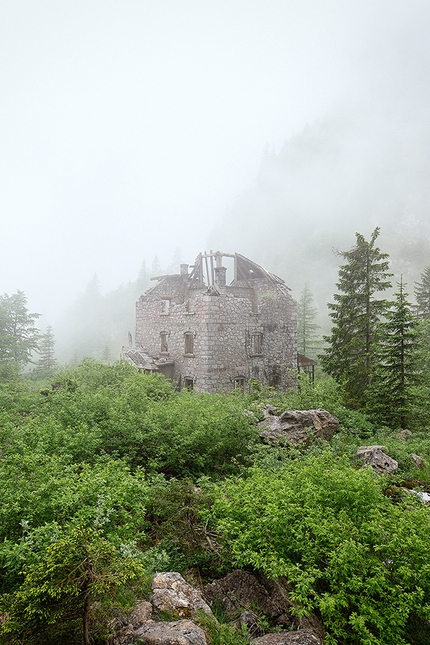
xmin=211 ymin=451 xmax=430 ymax=645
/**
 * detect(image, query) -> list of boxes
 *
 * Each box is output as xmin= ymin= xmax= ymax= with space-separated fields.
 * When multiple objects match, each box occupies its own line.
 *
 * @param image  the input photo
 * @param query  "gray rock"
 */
xmin=134 ymin=619 xmax=207 ymax=644
xmin=263 ymin=404 xmax=281 ymax=417
xmin=251 ymin=630 xmax=322 ymax=645
xmin=203 ymin=570 xmax=324 ymax=639
xmin=129 ymin=601 xmax=153 ymax=627
xmin=259 ymin=409 xmax=338 ymax=446
xmin=395 ymin=429 xmax=413 ymax=442
xmin=410 ymin=453 xmax=425 ymax=469
xmin=151 ymin=572 xmax=212 ymax=619
xmin=356 ymin=446 xmax=398 ymax=474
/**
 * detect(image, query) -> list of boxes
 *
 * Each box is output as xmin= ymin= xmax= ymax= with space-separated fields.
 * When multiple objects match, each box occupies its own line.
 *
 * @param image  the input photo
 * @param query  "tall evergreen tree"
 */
xmin=0 ymin=291 xmax=40 ymax=380
xmin=414 ymin=265 xmax=430 ymax=320
xmin=34 ymin=325 xmax=57 ymax=378
xmin=367 ymin=278 xmax=419 ymax=428
xmin=297 ymin=283 xmax=320 ymax=358
xmin=320 ymin=228 xmax=392 ymax=407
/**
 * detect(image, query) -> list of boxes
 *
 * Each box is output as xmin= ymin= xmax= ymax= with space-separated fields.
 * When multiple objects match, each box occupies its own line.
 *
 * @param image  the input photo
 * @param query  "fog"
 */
xmin=1 ymin=1 xmax=430 ymax=341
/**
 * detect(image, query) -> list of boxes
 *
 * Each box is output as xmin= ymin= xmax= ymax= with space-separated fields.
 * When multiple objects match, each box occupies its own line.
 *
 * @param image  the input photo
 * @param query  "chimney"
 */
xmin=214 ymin=265 xmax=227 ymax=289
xmin=180 ymin=264 xmax=189 ymax=276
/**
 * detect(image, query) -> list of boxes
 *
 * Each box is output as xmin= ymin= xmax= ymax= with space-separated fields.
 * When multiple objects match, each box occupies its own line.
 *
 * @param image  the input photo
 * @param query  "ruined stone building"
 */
xmin=123 ymin=252 xmax=297 ymax=392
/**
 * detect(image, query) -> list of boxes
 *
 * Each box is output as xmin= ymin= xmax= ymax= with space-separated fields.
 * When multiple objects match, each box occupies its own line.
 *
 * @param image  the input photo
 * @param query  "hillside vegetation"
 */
xmin=1 ymin=361 xmax=430 ymax=644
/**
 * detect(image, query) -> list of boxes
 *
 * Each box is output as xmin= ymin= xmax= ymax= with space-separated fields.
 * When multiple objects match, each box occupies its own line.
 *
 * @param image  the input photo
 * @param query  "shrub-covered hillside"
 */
xmin=0 ymin=361 xmax=429 ymax=644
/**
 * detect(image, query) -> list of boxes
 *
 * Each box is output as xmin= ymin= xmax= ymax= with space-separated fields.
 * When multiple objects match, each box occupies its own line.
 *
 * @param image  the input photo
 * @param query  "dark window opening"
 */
xmin=183 ymin=378 xmax=194 ymax=390
xmin=250 ymin=333 xmax=263 ymax=355
xmin=160 ymin=332 xmax=168 ymax=353
xmin=234 ymin=377 xmax=246 ymax=391
xmin=184 ymin=332 xmax=194 ymax=356
xmin=161 ymin=299 xmax=170 ymax=314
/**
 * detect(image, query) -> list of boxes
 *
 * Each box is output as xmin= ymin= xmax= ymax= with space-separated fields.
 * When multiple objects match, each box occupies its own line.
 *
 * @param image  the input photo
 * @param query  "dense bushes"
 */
xmin=1 ymin=360 xmax=430 ymax=644
xmin=211 ymin=452 xmax=430 ymax=645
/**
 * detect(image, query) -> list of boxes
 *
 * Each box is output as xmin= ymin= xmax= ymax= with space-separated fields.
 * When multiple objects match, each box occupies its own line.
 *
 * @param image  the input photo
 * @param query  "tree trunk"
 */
xmin=83 ymin=595 xmax=90 ymax=645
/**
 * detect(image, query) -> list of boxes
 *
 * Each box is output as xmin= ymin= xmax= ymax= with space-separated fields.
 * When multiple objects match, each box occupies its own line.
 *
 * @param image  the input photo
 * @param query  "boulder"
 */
xmin=410 ymin=453 xmax=425 ymax=469
xmin=129 ymin=601 xmax=153 ymax=627
xmin=134 ymin=619 xmax=207 ymax=645
xmin=356 ymin=445 xmax=398 ymax=474
xmin=251 ymin=630 xmax=322 ymax=645
xmin=203 ymin=570 xmax=324 ymax=639
xmin=395 ymin=429 xmax=413 ymax=442
xmin=259 ymin=409 xmax=339 ymax=446
xmin=151 ymin=572 xmax=212 ymax=619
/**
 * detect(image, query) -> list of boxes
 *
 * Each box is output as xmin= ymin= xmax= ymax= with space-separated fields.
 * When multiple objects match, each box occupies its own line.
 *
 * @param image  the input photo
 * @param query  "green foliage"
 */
xmin=366 ymin=279 xmax=420 ymax=429
xmin=144 ymin=476 xmax=218 ymax=574
xmin=320 ymin=228 xmax=392 ymax=407
xmin=211 ymin=452 xmax=430 ymax=645
xmin=0 ymin=526 xmax=145 ymax=645
xmin=32 ymin=325 xmax=57 ymax=379
xmin=0 ymin=455 xmax=148 ymax=593
xmin=0 ymin=291 xmax=40 ymax=381
xmin=2 ymin=356 xmax=430 ymax=644
xmin=197 ymin=611 xmax=250 ymax=645
xmin=414 ymin=265 xmax=430 ymax=320
xmin=22 ymin=362 xmax=258 ymax=477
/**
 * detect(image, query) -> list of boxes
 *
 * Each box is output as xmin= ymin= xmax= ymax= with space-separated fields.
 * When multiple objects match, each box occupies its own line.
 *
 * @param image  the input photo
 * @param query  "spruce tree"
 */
xmin=367 ymin=278 xmax=419 ymax=428
xmin=414 ymin=265 xmax=430 ymax=320
xmin=297 ymin=283 xmax=320 ymax=358
xmin=0 ymin=291 xmax=40 ymax=380
xmin=34 ymin=325 xmax=57 ymax=378
xmin=320 ymin=228 xmax=392 ymax=407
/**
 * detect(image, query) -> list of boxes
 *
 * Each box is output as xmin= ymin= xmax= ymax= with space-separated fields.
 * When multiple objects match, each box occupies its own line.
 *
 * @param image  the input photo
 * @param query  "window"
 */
xmin=184 ymin=332 xmax=194 ymax=356
xmin=250 ymin=333 xmax=263 ymax=355
xmin=160 ymin=332 xmax=168 ymax=353
xmin=161 ymin=299 xmax=170 ymax=314
xmin=183 ymin=377 xmax=194 ymax=390
xmin=234 ymin=377 xmax=246 ymax=391
xmin=268 ymin=374 xmax=280 ymax=387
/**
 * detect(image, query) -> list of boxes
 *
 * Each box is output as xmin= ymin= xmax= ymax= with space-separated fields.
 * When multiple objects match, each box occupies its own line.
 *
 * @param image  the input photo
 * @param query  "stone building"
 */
xmin=123 ymin=252 xmax=297 ymax=393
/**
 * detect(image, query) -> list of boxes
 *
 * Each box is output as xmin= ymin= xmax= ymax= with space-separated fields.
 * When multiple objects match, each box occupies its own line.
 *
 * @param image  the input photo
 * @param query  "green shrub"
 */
xmin=211 ymin=451 xmax=430 ymax=645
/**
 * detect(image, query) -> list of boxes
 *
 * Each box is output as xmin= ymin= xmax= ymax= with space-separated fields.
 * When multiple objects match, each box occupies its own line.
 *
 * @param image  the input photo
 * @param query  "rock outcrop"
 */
xmin=151 ymin=572 xmax=213 ymax=619
xmin=395 ymin=429 xmax=413 ymax=442
xmin=109 ymin=570 xmax=324 ymax=645
xmin=355 ymin=445 xmax=398 ymax=474
xmin=203 ymin=570 xmax=324 ymax=642
xmin=259 ymin=408 xmax=339 ymax=446
xmin=410 ymin=453 xmax=425 ymax=469
xmin=134 ymin=619 xmax=207 ymax=645
xmin=251 ymin=630 xmax=322 ymax=645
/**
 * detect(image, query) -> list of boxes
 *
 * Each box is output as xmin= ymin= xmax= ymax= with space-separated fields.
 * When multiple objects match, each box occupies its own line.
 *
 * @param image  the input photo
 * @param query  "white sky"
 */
xmin=1 ymin=1 xmax=430 ymax=321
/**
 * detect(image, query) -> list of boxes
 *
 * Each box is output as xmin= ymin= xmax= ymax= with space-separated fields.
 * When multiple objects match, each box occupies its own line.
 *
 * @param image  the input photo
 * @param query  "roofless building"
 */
xmin=123 ymin=252 xmax=297 ymax=392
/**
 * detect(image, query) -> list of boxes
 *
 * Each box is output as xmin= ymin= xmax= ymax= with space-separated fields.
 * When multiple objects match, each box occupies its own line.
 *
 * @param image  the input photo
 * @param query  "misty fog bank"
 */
xmin=2 ymin=1 xmax=430 ymax=360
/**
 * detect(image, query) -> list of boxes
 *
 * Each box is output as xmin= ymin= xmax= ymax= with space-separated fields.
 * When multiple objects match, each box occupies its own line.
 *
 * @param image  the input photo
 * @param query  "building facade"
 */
xmin=125 ymin=252 xmax=297 ymax=392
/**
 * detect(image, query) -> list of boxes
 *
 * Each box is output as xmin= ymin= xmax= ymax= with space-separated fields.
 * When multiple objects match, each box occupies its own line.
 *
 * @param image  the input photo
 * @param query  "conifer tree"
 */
xmin=320 ymin=228 xmax=392 ymax=407
xmin=414 ymin=265 xmax=430 ymax=320
xmin=0 ymin=291 xmax=40 ymax=380
xmin=34 ymin=325 xmax=57 ymax=378
xmin=367 ymin=278 xmax=419 ymax=428
xmin=297 ymin=283 xmax=320 ymax=358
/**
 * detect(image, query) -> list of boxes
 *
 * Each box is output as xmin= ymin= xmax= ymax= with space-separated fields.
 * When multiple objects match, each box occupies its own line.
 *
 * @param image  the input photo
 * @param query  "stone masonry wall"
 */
xmin=135 ymin=275 xmax=297 ymax=393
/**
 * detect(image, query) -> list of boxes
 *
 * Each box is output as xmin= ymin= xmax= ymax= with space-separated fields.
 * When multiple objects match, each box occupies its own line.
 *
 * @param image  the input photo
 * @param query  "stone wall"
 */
xmin=135 ymin=272 xmax=297 ymax=393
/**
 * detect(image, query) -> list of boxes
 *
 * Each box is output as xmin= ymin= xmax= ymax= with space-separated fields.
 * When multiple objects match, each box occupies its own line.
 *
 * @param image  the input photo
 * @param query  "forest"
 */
xmin=1 ymin=229 xmax=430 ymax=645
